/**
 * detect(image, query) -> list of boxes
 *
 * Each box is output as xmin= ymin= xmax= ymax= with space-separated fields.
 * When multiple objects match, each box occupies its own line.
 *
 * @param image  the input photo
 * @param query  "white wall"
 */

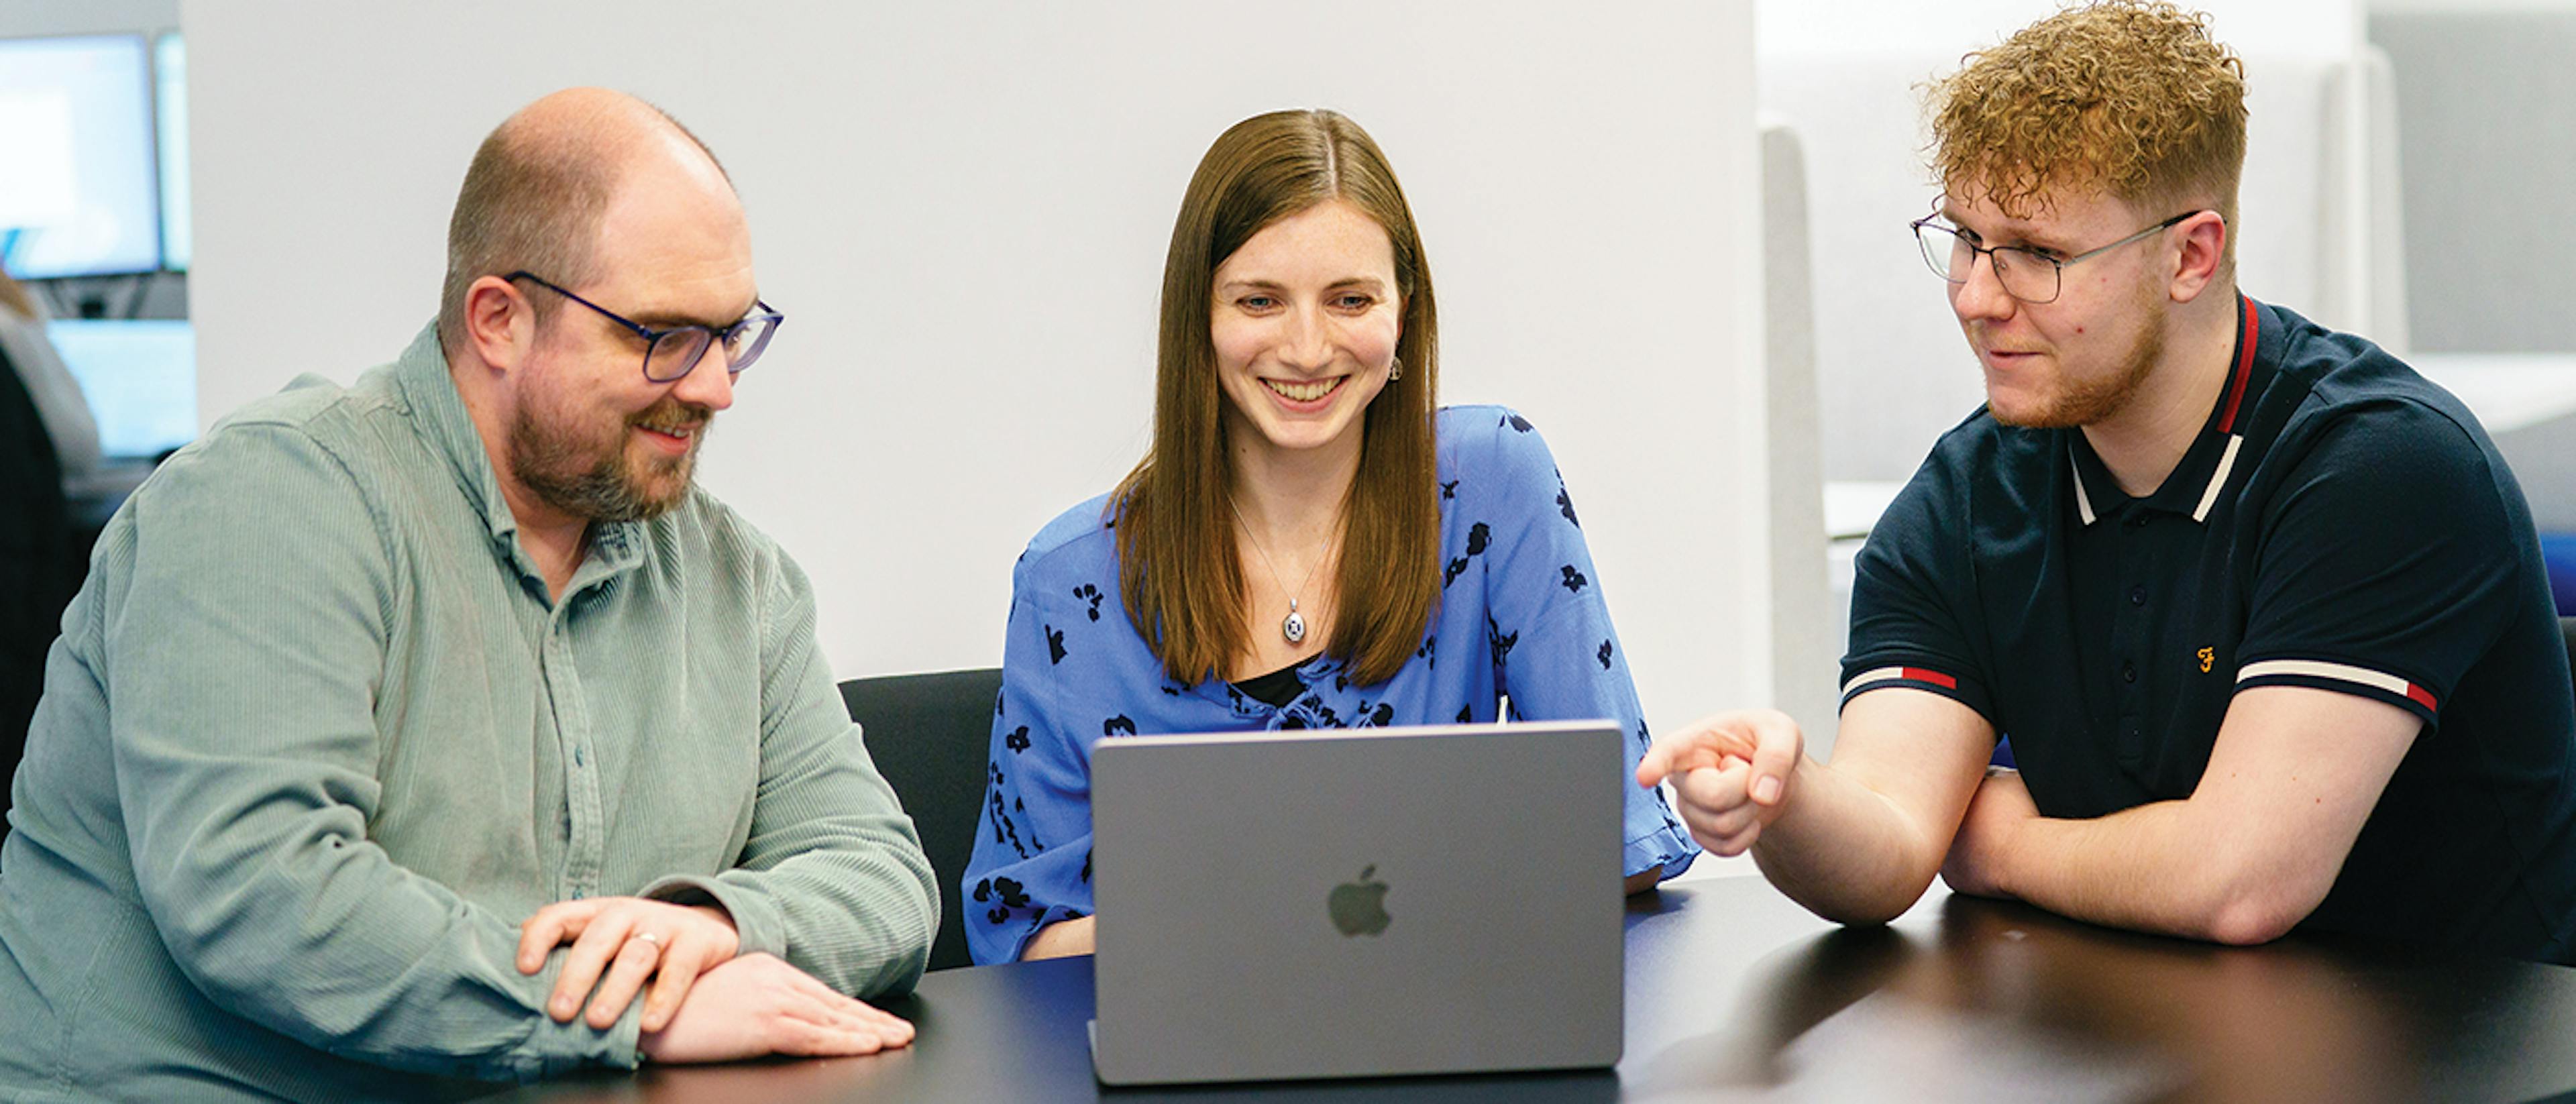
xmin=2372 ymin=0 xmax=2576 ymax=10
xmin=1759 ymin=0 xmax=2362 ymax=56
xmin=182 ymin=2 xmax=1780 ymax=732
xmin=0 ymin=0 xmax=174 ymax=39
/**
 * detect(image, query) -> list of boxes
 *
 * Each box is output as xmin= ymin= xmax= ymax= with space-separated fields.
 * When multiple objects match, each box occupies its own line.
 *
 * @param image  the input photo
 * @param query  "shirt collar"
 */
xmin=390 ymin=322 xmax=649 ymax=583
xmin=2070 ymin=293 xmax=2267 ymax=527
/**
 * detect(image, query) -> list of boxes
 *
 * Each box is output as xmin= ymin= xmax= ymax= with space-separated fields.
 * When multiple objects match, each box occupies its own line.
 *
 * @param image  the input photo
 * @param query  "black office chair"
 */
xmin=840 ymin=667 xmax=1004 ymax=973
xmin=0 ymin=343 xmax=72 ymax=832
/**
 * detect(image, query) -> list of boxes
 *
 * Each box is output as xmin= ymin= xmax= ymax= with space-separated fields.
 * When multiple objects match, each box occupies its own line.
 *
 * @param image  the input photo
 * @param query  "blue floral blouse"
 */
xmin=963 ymin=406 xmax=1699 ymax=964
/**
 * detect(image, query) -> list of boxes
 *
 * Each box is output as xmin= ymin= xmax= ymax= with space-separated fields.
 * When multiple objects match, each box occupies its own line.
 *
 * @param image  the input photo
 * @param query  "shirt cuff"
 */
xmin=510 ymin=984 xmax=645 ymax=1080
xmin=1626 ymin=820 xmax=1699 ymax=883
xmin=1838 ymin=661 xmax=1997 ymax=726
xmin=998 ymin=904 xmax=1089 ymax=964
xmin=2235 ymin=656 xmax=2444 ymax=724
xmin=641 ymin=873 xmax=787 ymax=961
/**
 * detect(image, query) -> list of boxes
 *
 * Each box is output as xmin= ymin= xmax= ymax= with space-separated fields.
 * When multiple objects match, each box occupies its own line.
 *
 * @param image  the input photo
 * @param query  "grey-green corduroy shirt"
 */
xmin=0 ymin=326 xmax=937 ymax=1101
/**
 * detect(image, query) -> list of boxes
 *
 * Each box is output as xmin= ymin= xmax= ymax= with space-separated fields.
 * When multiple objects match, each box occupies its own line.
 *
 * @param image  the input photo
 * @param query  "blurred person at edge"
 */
xmin=0 ymin=264 xmax=91 ymax=823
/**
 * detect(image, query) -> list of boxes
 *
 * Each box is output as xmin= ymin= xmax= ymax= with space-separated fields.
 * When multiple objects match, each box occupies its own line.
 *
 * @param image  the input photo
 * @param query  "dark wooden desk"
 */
xmin=509 ymin=876 xmax=2576 ymax=1103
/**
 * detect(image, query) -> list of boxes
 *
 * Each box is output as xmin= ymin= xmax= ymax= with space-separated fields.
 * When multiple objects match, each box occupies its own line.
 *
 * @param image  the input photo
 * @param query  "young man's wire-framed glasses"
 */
xmin=1909 ymin=211 xmax=2200 ymax=305
xmin=506 ymin=271 xmax=784 ymax=382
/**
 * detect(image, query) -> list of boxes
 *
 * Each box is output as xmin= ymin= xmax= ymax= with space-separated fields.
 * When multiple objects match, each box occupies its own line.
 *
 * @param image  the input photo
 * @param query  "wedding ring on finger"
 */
xmin=634 ymin=930 xmax=664 ymax=951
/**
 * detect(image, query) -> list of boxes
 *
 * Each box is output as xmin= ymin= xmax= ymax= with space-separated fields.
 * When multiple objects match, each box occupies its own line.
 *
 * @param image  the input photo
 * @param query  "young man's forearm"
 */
xmin=1974 ymin=800 xmax=2316 ymax=945
xmin=1752 ymin=759 xmax=1956 ymax=925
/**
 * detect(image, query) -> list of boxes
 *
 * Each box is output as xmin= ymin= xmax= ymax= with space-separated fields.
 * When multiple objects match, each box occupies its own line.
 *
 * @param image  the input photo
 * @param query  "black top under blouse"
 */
xmin=1231 ymin=655 xmax=1316 ymax=710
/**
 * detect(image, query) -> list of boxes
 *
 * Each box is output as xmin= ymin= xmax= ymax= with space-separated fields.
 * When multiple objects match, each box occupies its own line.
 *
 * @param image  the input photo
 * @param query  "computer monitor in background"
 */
xmin=0 ymin=34 xmax=162 ymax=280
xmin=44 ymin=318 xmax=194 ymax=460
xmin=154 ymin=32 xmax=189 ymax=272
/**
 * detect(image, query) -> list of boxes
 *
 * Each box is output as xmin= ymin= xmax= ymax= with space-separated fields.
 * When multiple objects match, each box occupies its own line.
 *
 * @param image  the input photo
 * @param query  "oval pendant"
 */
xmin=1282 ymin=609 xmax=1307 ymax=644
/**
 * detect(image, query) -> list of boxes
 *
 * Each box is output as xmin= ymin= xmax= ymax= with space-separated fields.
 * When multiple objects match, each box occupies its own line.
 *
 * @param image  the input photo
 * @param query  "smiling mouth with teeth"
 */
xmin=636 ymin=419 xmax=705 ymax=440
xmin=1263 ymin=377 xmax=1344 ymax=402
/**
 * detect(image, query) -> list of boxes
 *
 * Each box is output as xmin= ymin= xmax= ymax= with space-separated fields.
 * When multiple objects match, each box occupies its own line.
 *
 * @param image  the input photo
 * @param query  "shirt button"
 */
xmin=572 ymin=889 xmax=586 ymax=900
xmin=574 ymin=747 xmax=586 ymax=767
xmin=2121 ymin=662 xmax=2138 ymax=683
xmin=2129 ymin=515 xmax=2151 ymax=529
xmin=2129 ymin=586 xmax=2147 ymax=606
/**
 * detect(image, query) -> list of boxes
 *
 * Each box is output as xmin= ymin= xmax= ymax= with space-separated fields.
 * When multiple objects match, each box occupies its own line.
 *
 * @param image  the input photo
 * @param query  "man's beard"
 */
xmin=1988 ymin=289 xmax=2165 ymax=431
xmin=508 ymin=392 xmax=713 ymax=523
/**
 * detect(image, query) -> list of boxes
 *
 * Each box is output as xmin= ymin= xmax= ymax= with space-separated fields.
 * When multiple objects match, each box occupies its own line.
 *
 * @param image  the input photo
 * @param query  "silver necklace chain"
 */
xmin=1228 ymin=496 xmax=1334 ymax=645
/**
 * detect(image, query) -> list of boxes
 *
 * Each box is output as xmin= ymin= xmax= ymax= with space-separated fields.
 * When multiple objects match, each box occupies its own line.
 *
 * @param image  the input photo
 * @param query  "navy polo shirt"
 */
xmin=1844 ymin=294 xmax=2576 ymax=964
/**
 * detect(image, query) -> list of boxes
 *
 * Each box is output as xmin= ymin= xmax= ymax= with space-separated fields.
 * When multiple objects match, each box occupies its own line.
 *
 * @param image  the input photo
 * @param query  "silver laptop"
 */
xmin=1089 ymin=720 xmax=1626 ymax=1085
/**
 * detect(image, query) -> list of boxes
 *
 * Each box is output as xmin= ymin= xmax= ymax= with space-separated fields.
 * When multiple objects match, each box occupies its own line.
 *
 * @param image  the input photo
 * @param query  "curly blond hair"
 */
xmin=1927 ymin=1 xmax=2247 ymax=235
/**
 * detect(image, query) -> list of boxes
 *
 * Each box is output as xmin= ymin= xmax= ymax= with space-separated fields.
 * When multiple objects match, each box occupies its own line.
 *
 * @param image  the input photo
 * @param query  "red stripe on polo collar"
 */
xmin=2216 ymin=293 xmax=2259 ymax=435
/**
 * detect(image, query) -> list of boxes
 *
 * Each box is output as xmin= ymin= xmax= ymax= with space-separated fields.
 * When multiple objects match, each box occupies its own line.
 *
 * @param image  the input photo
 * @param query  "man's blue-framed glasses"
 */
xmin=508 ymin=270 xmax=784 ymax=382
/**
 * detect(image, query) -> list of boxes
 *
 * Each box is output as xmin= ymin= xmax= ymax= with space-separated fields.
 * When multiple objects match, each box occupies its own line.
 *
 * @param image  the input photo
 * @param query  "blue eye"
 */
xmin=1239 ymin=295 xmax=1279 ymax=311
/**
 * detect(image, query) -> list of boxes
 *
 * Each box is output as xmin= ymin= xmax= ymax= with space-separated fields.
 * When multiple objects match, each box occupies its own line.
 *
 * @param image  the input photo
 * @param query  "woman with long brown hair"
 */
xmin=963 ymin=109 xmax=1697 ymax=964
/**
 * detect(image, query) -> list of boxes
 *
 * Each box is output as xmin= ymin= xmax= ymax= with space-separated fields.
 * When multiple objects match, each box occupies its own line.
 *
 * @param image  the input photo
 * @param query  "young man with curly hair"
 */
xmin=1644 ymin=1 xmax=2576 ymax=962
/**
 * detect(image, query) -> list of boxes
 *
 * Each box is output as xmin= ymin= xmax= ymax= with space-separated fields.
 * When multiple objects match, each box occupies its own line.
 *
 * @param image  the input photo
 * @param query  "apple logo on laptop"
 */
xmin=1328 ymin=865 xmax=1391 ymax=936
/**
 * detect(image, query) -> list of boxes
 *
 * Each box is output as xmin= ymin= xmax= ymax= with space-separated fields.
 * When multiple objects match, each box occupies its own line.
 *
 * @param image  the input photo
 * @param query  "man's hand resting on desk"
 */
xmin=639 ymin=954 xmax=916 ymax=1063
xmin=518 ymin=896 xmax=740 ymax=1033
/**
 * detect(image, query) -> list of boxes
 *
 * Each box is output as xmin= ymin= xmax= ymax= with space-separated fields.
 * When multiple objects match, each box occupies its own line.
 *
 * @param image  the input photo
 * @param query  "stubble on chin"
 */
xmin=1985 ymin=306 xmax=2165 ymax=430
xmin=507 ymin=398 xmax=706 ymax=524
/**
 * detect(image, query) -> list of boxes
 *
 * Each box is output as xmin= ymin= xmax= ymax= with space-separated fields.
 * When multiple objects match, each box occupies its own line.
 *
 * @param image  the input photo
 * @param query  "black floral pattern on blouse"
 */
xmin=1444 ymin=522 xmax=1494 ymax=589
xmin=971 ymin=875 xmax=1031 ymax=926
xmin=985 ymin=763 xmax=1034 ymax=859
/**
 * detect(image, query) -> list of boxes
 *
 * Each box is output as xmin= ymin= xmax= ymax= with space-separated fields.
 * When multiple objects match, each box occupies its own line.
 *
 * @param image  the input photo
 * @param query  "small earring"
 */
xmin=1389 ymin=357 xmax=1404 ymax=382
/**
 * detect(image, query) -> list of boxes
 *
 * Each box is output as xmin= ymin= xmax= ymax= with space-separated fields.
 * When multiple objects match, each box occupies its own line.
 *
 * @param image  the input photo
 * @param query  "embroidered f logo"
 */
xmin=2197 ymin=647 xmax=2215 ymax=674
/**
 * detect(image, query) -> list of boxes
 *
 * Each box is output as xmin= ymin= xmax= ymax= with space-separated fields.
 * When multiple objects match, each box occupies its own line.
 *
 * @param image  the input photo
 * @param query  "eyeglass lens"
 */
xmin=1915 ymin=223 xmax=2057 ymax=303
xmin=642 ymin=314 xmax=779 ymax=382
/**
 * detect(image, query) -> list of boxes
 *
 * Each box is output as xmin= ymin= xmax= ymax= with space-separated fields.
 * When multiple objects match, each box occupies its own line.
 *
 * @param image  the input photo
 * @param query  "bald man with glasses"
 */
xmin=0 ymin=89 xmax=935 ymax=1101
